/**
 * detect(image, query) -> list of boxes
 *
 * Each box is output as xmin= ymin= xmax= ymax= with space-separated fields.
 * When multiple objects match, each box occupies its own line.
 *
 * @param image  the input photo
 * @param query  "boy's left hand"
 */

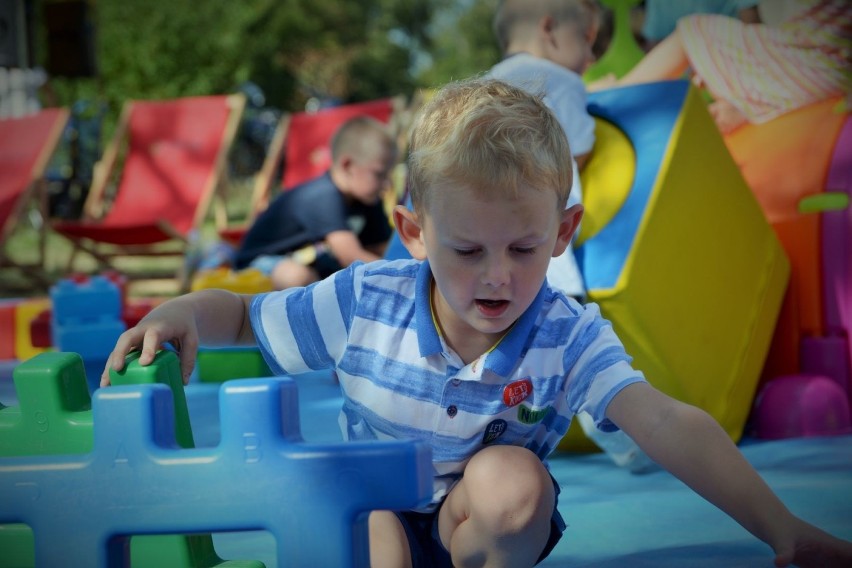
xmin=772 ymin=518 xmax=852 ymax=568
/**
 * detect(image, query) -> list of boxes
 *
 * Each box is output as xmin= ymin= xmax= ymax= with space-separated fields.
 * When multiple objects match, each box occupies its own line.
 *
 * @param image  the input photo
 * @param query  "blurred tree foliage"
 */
xmin=36 ymin=0 xmax=501 ymax=117
xmin=417 ymin=0 xmax=501 ymax=87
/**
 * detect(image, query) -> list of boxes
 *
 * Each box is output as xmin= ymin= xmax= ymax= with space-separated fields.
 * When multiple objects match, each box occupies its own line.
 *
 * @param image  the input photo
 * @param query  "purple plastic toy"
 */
xmin=752 ymin=374 xmax=852 ymax=440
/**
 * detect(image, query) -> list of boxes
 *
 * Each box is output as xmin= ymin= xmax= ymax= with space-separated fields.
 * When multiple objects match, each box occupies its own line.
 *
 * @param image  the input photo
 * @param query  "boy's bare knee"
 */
xmin=270 ymin=260 xmax=318 ymax=290
xmin=463 ymin=445 xmax=554 ymax=532
xmin=369 ymin=510 xmax=411 ymax=568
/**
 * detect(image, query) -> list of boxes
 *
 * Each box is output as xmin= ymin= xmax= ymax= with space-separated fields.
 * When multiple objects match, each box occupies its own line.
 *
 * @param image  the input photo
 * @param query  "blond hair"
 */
xmin=494 ymin=0 xmax=600 ymax=54
xmin=407 ymin=78 xmax=573 ymax=214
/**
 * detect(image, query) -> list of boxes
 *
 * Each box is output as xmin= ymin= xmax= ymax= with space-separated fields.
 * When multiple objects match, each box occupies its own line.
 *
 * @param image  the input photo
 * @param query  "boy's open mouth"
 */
xmin=476 ymin=298 xmax=509 ymax=316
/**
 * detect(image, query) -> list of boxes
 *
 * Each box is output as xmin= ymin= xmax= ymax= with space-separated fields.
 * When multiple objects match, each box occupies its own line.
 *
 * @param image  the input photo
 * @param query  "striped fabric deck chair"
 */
xmin=0 ymin=108 xmax=70 ymax=289
xmin=51 ymin=94 xmax=245 ymax=285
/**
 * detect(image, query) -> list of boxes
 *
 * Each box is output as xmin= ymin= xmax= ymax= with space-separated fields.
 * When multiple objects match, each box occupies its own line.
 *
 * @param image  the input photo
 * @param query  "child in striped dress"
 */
xmin=593 ymin=0 xmax=851 ymax=133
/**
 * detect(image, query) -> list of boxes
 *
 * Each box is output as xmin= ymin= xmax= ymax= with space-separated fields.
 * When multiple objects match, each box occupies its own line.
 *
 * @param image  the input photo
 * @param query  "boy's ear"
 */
xmin=540 ymin=14 xmax=558 ymax=45
xmin=337 ymin=154 xmax=355 ymax=174
xmin=552 ymin=204 xmax=584 ymax=257
xmin=393 ymin=205 xmax=427 ymax=260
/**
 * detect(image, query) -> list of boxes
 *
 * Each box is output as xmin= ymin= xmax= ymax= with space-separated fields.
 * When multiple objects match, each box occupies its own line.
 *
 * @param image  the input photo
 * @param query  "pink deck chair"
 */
xmin=0 ymin=108 xmax=70 ymax=287
xmin=218 ymin=97 xmax=406 ymax=246
xmin=52 ymin=94 xmax=245 ymax=279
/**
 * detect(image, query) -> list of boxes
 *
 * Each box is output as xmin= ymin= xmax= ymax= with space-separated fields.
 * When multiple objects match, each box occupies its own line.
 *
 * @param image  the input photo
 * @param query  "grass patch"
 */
xmin=1 ymin=179 xmax=255 ymax=300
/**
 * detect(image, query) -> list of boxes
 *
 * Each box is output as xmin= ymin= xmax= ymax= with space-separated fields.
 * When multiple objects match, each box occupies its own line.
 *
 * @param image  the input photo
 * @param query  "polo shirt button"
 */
xmin=447 ymin=405 xmax=458 ymax=417
xmin=452 ymin=378 xmax=461 ymax=386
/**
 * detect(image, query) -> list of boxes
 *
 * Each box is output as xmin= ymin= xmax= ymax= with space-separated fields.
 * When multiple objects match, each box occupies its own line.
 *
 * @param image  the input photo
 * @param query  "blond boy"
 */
xmin=105 ymin=79 xmax=852 ymax=567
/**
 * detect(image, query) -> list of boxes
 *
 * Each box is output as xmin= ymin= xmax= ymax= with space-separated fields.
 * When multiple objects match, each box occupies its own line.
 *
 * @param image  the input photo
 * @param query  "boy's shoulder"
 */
xmin=337 ymin=258 xmax=424 ymax=311
xmin=267 ymin=172 xmax=338 ymax=209
xmin=346 ymin=257 xmax=423 ymax=291
xmin=360 ymin=257 xmax=422 ymax=277
xmin=539 ymin=284 xmax=587 ymax=314
xmin=288 ymin=171 xmax=338 ymax=196
xmin=490 ymin=52 xmax=583 ymax=84
xmin=533 ymin=285 xmax=604 ymax=337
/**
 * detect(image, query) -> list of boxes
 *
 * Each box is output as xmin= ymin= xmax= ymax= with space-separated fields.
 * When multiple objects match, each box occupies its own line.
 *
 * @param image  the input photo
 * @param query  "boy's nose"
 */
xmin=482 ymin=255 xmax=511 ymax=287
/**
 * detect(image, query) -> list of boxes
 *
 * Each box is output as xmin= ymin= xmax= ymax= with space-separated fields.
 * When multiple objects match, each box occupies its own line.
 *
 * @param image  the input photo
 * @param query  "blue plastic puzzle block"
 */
xmin=50 ymin=276 xmax=122 ymax=325
xmin=51 ymin=316 xmax=126 ymax=363
xmin=0 ymin=374 xmax=433 ymax=567
xmin=58 ymin=327 xmax=125 ymax=395
xmin=0 ymin=351 xmax=262 ymax=567
xmin=49 ymin=277 xmax=126 ymax=394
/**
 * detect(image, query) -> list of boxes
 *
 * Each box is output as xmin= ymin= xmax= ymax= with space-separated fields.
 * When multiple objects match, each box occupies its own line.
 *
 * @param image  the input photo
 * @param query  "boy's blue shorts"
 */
xmin=248 ymin=249 xmax=340 ymax=280
xmin=395 ymin=475 xmax=565 ymax=567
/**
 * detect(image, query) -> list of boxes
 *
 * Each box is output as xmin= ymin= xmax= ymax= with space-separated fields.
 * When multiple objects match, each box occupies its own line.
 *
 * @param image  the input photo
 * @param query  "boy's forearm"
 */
xmin=177 ymin=289 xmax=256 ymax=347
xmin=640 ymin=403 xmax=794 ymax=548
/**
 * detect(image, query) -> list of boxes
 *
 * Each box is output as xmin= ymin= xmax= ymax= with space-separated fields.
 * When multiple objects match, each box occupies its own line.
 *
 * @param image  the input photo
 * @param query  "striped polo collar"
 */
xmin=414 ymin=259 xmax=546 ymax=376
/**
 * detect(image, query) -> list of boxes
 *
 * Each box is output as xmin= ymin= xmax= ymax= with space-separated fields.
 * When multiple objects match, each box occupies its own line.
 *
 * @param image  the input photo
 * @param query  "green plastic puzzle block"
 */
xmin=0 ymin=524 xmax=33 ymax=567
xmin=196 ymin=347 xmax=272 ymax=383
xmin=0 ymin=352 xmax=93 ymax=456
xmin=0 ymin=351 xmax=263 ymax=568
xmin=110 ymin=350 xmax=195 ymax=449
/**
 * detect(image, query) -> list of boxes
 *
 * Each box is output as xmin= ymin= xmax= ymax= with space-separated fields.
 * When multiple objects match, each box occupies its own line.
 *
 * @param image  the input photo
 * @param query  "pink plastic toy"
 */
xmin=752 ymin=374 xmax=852 ymax=440
xmin=820 ymin=115 xmax=852 ymax=402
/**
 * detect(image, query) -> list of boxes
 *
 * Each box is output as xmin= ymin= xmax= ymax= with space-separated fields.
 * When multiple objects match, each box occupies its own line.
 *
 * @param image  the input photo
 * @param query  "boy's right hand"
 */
xmin=101 ymin=302 xmax=200 ymax=387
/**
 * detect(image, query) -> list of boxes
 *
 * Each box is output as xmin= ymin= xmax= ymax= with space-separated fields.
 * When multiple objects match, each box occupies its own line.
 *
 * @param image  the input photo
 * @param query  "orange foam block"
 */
xmin=724 ymin=98 xmax=848 ymax=381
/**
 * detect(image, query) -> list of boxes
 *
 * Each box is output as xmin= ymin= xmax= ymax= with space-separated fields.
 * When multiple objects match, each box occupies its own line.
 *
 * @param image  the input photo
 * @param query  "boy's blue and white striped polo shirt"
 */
xmin=251 ymin=258 xmax=645 ymax=510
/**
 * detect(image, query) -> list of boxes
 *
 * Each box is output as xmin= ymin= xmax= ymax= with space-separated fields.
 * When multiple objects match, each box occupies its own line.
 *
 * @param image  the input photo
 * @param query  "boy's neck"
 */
xmin=329 ymin=167 xmax=355 ymax=204
xmin=329 ymin=166 xmax=347 ymax=190
xmin=505 ymin=40 xmax=545 ymax=60
xmin=502 ymin=50 xmax=529 ymax=61
xmin=429 ymin=279 xmax=512 ymax=366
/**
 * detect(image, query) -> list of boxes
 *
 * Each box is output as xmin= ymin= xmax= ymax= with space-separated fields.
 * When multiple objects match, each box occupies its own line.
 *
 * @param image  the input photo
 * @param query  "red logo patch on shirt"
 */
xmin=503 ymin=379 xmax=532 ymax=407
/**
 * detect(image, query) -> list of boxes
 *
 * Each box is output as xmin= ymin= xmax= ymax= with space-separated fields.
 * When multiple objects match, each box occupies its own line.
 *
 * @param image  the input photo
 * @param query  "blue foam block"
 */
xmin=0 ymin=377 xmax=433 ymax=567
xmin=50 ymin=276 xmax=122 ymax=324
xmin=51 ymin=317 xmax=126 ymax=359
xmin=576 ymin=80 xmax=688 ymax=289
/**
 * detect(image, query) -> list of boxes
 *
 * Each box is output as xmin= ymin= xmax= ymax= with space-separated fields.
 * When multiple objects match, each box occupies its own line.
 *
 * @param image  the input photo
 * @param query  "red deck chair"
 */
xmin=218 ymin=96 xmax=407 ymax=246
xmin=0 ymin=108 xmax=70 ymax=287
xmin=52 ymin=94 xmax=245 ymax=281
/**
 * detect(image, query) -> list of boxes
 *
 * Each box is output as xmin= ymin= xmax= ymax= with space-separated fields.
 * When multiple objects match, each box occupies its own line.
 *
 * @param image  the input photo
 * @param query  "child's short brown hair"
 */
xmin=331 ymin=115 xmax=396 ymax=162
xmin=493 ymin=0 xmax=600 ymax=54
xmin=407 ymin=78 xmax=573 ymax=214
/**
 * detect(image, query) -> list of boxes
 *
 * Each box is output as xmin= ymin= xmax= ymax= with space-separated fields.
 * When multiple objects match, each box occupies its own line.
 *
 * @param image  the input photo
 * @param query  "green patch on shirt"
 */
xmin=517 ymin=404 xmax=553 ymax=425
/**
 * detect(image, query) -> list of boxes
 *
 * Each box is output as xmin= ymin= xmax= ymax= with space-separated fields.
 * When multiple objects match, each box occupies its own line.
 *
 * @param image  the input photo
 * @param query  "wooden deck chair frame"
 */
xmin=0 ymin=108 xmax=70 ymax=290
xmin=218 ymin=95 xmax=411 ymax=247
xmin=52 ymin=94 xmax=245 ymax=287
xmin=216 ymin=111 xmax=290 ymax=246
